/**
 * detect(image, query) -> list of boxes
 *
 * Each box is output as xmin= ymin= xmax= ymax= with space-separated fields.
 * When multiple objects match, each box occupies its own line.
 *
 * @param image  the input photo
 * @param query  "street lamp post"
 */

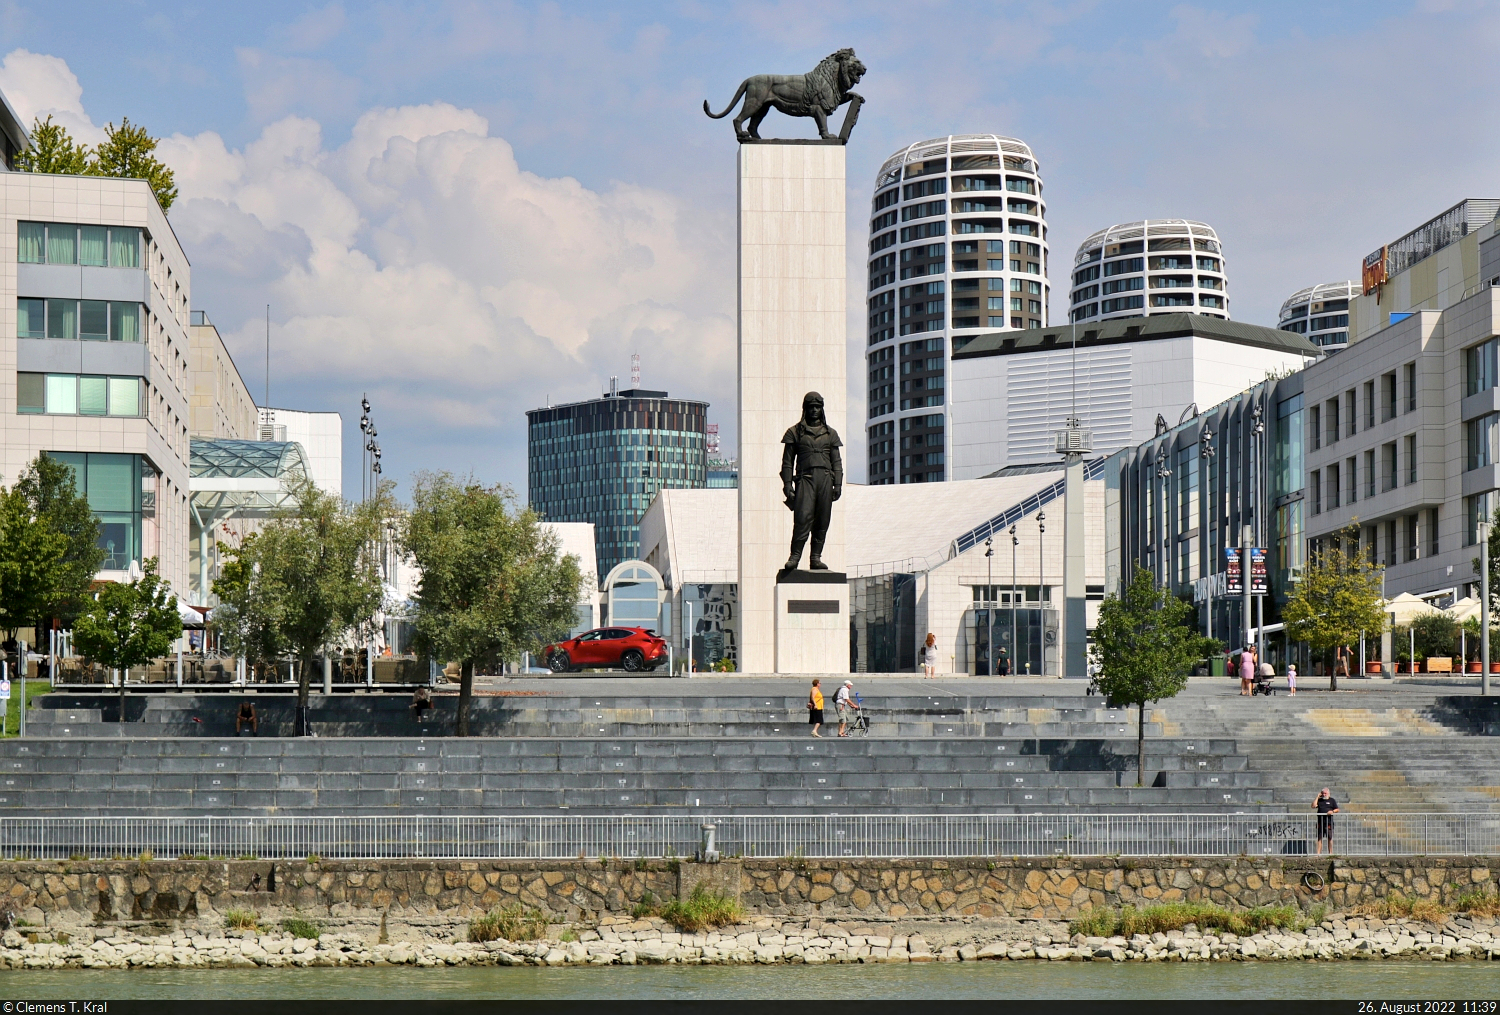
xmin=1200 ymin=429 xmax=1216 ymax=645
xmin=1155 ymin=452 xmax=1172 ymax=585
xmin=1037 ymin=510 xmax=1046 ymax=675
xmin=1483 ymin=519 xmax=1491 ymax=696
xmin=1010 ymin=524 xmax=1018 ymax=676
xmin=985 ymin=538 xmax=994 ymax=676
xmin=1251 ymin=400 xmax=1266 ymax=664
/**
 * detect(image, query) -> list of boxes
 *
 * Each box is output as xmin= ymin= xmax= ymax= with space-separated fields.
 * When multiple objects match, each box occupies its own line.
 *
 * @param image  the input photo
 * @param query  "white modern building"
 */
xmin=1069 ymin=220 xmax=1227 ymax=324
xmin=9 ymin=160 xmax=197 ymax=597
xmin=1279 ymin=282 xmax=1357 ymax=350
xmin=258 ymin=406 xmax=342 ymax=497
xmin=640 ymin=476 xmax=1108 ymax=675
xmin=865 ymin=135 xmax=1049 ymax=486
xmin=948 ymin=314 xmax=1318 ymax=476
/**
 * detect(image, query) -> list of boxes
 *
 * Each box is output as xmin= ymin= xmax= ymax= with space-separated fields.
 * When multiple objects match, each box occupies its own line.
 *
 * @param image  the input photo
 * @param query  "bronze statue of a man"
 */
xmin=781 ymin=392 xmax=843 ymax=571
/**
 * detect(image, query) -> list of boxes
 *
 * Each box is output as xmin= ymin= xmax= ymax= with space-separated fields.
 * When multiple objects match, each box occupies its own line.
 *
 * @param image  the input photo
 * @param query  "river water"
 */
xmin=1 ymin=962 xmax=1497 ymax=999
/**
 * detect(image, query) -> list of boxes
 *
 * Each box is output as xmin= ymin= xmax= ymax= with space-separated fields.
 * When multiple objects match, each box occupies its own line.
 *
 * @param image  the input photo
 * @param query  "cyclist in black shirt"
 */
xmin=1313 ymin=788 xmax=1339 ymax=854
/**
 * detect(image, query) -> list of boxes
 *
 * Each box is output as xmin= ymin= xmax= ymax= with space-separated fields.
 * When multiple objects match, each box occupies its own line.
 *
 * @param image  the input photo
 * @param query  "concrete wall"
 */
xmin=5 ymin=856 xmax=1496 ymax=927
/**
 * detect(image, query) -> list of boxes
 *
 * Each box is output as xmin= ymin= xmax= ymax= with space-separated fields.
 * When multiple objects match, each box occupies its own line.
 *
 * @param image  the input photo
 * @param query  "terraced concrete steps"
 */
xmin=0 ymin=736 xmax=1269 ymax=816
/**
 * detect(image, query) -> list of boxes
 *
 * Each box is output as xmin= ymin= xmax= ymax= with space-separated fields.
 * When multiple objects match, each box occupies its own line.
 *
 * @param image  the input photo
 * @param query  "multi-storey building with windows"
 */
xmin=1279 ymin=282 xmax=1357 ymax=349
xmin=1350 ymin=198 xmax=1500 ymax=343
xmin=8 ymin=166 xmax=197 ymax=595
xmin=527 ymin=387 xmax=709 ymax=579
xmin=1307 ymin=201 xmax=1500 ymax=613
xmin=865 ymin=135 xmax=1049 ymax=486
xmin=1069 ymin=220 xmax=1227 ymax=324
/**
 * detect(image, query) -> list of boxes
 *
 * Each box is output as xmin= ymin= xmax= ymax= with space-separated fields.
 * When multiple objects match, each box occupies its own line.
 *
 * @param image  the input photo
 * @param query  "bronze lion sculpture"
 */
xmin=704 ymin=48 xmax=866 ymax=141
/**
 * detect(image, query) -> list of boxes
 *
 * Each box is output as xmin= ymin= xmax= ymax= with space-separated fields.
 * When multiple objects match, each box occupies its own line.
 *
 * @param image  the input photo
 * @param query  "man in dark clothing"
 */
xmin=781 ymin=391 xmax=843 ymax=571
xmin=1313 ymin=787 xmax=1339 ymax=854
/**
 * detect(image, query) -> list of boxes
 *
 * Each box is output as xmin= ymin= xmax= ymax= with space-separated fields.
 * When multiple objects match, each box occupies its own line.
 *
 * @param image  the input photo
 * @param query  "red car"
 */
xmin=544 ymin=627 xmax=668 ymax=673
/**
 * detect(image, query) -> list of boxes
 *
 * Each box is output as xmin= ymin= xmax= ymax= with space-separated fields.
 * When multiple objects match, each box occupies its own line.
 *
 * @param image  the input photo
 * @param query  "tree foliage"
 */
xmin=0 ymin=455 xmax=105 ymax=635
xmin=401 ymin=474 xmax=584 ymax=736
xmin=1411 ymin=611 xmax=1459 ymax=661
xmin=1282 ymin=522 xmax=1386 ymax=690
xmin=15 ymin=115 xmax=177 ymax=211
xmin=212 ymin=482 xmax=388 ymax=725
xmin=1093 ymin=565 xmax=1215 ymax=787
xmin=72 ymin=558 xmax=182 ymax=720
xmin=14 ymin=115 xmax=90 ymax=175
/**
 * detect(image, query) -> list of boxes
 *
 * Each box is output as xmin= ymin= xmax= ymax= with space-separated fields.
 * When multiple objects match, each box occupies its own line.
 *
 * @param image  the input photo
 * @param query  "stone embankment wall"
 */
xmin=0 ymin=856 xmax=1495 ymax=926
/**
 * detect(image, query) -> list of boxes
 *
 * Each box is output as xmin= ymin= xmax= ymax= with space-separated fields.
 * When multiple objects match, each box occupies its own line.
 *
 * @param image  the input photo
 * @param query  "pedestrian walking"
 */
xmin=921 ymin=633 xmax=938 ymax=677
xmin=1239 ymin=645 xmax=1256 ymax=696
xmin=1286 ymin=663 xmax=1297 ymax=696
xmin=1313 ymin=787 xmax=1339 ymax=853
xmin=834 ymin=679 xmax=860 ymax=737
xmin=807 ymin=678 xmax=824 ymax=738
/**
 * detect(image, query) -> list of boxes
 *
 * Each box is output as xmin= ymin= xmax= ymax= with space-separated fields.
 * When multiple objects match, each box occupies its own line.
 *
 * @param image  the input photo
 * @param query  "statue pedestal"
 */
xmin=775 ymin=573 xmax=849 ymax=674
xmin=736 ymin=142 xmax=848 ymax=674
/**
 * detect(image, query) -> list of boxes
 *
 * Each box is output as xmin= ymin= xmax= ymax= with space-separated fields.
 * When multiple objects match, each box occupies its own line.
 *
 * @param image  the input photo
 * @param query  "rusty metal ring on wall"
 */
xmin=1302 ymin=871 xmax=1325 ymax=892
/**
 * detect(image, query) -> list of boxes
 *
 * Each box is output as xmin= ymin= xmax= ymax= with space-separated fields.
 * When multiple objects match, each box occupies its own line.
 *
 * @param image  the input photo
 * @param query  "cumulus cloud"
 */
xmin=147 ymin=92 xmax=734 ymax=489
xmin=0 ymin=48 xmax=104 ymax=142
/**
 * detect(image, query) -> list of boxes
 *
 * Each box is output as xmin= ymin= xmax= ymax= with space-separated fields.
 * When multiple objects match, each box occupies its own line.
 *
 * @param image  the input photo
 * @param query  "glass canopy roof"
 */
xmin=190 ymin=439 xmax=309 ymax=480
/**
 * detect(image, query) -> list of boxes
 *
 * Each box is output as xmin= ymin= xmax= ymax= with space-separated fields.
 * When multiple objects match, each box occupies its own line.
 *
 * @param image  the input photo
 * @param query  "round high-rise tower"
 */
xmin=1069 ymin=220 xmax=1227 ymax=324
xmin=865 ymin=135 xmax=1048 ymax=485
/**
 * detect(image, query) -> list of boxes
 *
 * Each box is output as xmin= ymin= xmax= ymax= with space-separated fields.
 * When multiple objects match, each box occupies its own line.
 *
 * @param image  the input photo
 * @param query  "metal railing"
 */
xmin=0 ymin=812 xmax=1497 ymax=861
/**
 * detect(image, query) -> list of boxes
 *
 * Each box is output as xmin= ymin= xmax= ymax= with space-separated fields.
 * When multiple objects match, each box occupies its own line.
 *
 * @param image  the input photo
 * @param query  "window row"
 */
xmin=18 ymin=373 xmax=143 ymax=417
xmin=19 ymin=298 xmax=143 ymax=342
xmin=19 ymin=222 xmax=141 ymax=268
xmin=1309 ymin=437 xmax=1417 ymax=513
xmin=1309 ymin=363 xmax=1417 ymax=449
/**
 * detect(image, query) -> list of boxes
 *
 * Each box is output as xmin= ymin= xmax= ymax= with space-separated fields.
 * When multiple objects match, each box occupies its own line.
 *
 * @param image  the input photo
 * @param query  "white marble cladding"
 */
xmin=737 ymin=143 xmax=848 ymax=674
xmin=775 ymin=582 xmax=851 ymax=673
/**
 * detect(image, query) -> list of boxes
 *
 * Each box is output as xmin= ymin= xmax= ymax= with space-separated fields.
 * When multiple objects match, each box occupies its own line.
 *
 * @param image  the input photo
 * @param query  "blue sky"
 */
xmin=4 ymin=1 xmax=1498 ymax=493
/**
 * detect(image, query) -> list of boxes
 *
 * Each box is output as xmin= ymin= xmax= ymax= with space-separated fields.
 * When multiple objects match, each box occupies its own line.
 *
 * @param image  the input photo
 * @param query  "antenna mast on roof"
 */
xmin=264 ymin=305 xmax=270 ymax=410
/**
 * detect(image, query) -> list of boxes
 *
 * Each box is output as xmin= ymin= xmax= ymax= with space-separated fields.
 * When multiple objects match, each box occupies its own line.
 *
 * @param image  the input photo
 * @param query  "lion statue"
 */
xmin=704 ymin=48 xmax=866 ymax=141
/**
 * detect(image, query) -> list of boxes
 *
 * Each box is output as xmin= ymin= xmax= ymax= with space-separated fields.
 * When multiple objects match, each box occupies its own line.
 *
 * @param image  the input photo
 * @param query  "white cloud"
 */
xmin=150 ymin=95 xmax=734 ymax=484
xmin=0 ymin=48 xmax=104 ymax=142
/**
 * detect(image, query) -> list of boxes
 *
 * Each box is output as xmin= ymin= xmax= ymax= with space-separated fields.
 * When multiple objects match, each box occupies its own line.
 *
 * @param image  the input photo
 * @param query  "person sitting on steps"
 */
xmin=409 ymin=685 xmax=433 ymax=722
xmin=235 ymin=700 xmax=257 ymax=736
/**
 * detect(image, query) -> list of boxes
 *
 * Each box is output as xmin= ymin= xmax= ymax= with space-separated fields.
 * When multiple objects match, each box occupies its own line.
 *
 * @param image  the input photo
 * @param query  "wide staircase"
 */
xmin=0 ymin=687 xmax=1490 ymax=824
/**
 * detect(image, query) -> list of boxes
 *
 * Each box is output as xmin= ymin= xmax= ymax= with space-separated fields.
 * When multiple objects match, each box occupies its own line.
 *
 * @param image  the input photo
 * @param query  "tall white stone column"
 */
xmin=737 ymin=141 xmax=848 ymax=674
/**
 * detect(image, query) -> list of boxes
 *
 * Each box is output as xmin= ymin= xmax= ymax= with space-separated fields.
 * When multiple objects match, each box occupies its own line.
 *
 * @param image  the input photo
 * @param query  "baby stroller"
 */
xmin=1252 ymin=662 xmax=1276 ymax=696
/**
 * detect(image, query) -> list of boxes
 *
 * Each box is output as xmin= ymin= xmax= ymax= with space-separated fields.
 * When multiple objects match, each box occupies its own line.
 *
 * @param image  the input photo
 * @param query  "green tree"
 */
xmin=14 ymin=115 xmax=177 ymax=211
xmin=213 ymin=482 xmax=388 ymax=733
xmin=91 ymin=117 xmax=177 ymax=211
xmin=13 ymin=115 xmax=91 ymax=175
xmin=401 ymin=474 xmax=584 ymax=736
xmin=72 ymin=558 xmax=182 ymax=723
xmin=1092 ymin=565 xmax=1216 ymax=787
xmin=1411 ymin=611 xmax=1459 ymax=663
xmin=0 ymin=455 xmax=105 ymax=636
xmin=1283 ymin=522 xmax=1387 ymax=691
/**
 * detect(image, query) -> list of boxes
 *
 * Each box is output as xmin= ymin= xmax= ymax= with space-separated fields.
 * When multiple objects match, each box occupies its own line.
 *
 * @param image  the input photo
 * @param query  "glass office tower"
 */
xmin=527 ymin=388 xmax=709 ymax=578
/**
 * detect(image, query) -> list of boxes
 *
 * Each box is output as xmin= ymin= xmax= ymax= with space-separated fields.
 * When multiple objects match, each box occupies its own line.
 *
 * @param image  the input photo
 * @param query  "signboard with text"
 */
xmin=1225 ymin=547 xmax=1267 ymax=596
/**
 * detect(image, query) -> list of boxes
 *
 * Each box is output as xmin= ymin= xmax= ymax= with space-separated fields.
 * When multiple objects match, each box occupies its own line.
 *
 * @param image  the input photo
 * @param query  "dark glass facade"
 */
xmin=48 ymin=451 xmax=146 ymax=570
xmin=527 ymin=389 xmax=708 ymax=579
